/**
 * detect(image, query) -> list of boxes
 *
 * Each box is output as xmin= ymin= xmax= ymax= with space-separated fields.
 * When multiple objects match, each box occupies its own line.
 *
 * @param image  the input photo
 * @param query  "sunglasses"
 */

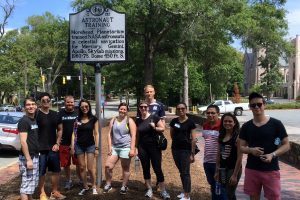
xmin=176 ymin=107 xmax=186 ymax=110
xmin=139 ymin=105 xmax=148 ymax=109
xmin=249 ymin=103 xmax=263 ymax=108
xmin=206 ymin=112 xmax=216 ymax=115
xmin=41 ymin=99 xmax=51 ymax=103
xmin=80 ymin=105 xmax=89 ymax=109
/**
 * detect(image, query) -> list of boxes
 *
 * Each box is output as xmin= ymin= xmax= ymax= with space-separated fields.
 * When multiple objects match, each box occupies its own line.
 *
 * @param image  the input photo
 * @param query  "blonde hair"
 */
xmin=144 ymin=84 xmax=155 ymax=91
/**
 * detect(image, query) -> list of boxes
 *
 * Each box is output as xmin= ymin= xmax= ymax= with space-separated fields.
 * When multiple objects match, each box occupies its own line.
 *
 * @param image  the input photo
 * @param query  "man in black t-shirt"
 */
xmin=239 ymin=92 xmax=290 ymax=200
xmin=36 ymin=93 xmax=66 ymax=200
xmin=57 ymin=95 xmax=81 ymax=189
xmin=18 ymin=97 xmax=39 ymax=200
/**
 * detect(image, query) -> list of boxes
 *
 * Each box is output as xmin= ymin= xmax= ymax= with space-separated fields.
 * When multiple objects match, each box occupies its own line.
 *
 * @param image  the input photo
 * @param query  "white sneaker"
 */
xmin=78 ymin=188 xmax=89 ymax=196
xmin=145 ymin=188 xmax=153 ymax=198
xmin=161 ymin=190 xmax=170 ymax=199
xmin=92 ymin=188 xmax=98 ymax=195
xmin=177 ymin=192 xmax=184 ymax=198
xmin=179 ymin=197 xmax=190 ymax=200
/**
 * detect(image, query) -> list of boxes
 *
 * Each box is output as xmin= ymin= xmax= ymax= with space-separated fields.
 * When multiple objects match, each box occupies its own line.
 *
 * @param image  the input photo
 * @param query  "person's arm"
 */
xmin=151 ymin=119 xmax=165 ymax=133
xmin=239 ymin=138 xmax=264 ymax=156
xmin=128 ymin=117 xmax=137 ymax=157
xmin=53 ymin=123 xmax=62 ymax=152
xmin=261 ymin=137 xmax=290 ymax=163
xmin=229 ymin=138 xmax=243 ymax=185
xmin=190 ymin=128 xmax=197 ymax=163
xmin=19 ymin=132 xmax=33 ymax=169
xmin=94 ymin=120 xmax=99 ymax=155
xmin=214 ymin=143 xmax=221 ymax=181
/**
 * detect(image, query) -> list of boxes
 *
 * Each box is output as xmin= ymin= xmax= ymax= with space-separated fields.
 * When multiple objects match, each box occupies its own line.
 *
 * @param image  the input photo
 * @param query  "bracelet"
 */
xmin=95 ymin=147 xmax=99 ymax=150
xmin=56 ymin=143 xmax=60 ymax=146
xmin=272 ymin=152 xmax=277 ymax=158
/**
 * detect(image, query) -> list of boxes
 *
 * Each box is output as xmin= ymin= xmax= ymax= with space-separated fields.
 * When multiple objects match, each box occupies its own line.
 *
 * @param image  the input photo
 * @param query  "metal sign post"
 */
xmin=69 ymin=4 xmax=126 ymax=187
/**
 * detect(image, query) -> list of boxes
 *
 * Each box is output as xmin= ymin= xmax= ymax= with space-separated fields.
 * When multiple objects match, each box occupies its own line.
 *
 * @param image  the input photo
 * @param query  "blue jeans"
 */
xmin=203 ymin=162 xmax=227 ymax=200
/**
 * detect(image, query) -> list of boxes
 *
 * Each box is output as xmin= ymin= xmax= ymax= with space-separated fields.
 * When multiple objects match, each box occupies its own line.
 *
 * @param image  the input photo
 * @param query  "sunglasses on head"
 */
xmin=249 ymin=103 xmax=263 ymax=108
xmin=41 ymin=99 xmax=51 ymax=103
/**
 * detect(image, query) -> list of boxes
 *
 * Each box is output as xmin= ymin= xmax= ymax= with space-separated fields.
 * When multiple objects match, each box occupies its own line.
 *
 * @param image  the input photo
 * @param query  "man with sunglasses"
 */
xmin=239 ymin=92 xmax=290 ymax=200
xmin=36 ymin=92 xmax=66 ymax=200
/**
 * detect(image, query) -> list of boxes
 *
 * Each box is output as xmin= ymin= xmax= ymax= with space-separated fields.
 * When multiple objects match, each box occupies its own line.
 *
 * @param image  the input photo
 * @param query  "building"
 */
xmin=244 ymin=48 xmax=289 ymax=98
xmin=288 ymin=35 xmax=300 ymax=99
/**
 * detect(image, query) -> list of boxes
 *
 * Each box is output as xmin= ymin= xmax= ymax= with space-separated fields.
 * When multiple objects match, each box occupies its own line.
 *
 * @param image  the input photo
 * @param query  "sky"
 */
xmin=4 ymin=0 xmax=300 ymax=49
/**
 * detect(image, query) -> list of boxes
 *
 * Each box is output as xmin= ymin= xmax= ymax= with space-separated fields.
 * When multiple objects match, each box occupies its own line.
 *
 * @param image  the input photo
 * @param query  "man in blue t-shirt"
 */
xmin=239 ymin=92 xmax=290 ymax=200
xmin=137 ymin=85 xmax=166 ymax=125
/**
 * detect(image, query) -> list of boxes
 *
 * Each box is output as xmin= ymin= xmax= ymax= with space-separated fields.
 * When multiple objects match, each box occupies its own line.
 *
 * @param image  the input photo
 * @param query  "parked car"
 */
xmin=0 ymin=112 xmax=24 ymax=151
xmin=266 ymin=99 xmax=275 ymax=104
xmin=198 ymin=100 xmax=249 ymax=116
xmin=0 ymin=104 xmax=16 ymax=112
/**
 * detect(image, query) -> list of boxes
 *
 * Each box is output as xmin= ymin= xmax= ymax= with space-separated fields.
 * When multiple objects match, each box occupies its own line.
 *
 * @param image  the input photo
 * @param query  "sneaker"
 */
xmin=103 ymin=185 xmax=112 ymax=193
xmin=78 ymin=188 xmax=89 ymax=196
xmin=177 ymin=192 xmax=184 ymax=198
xmin=49 ymin=191 xmax=66 ymax=200
xmin=179 ymin=197 xmax=190 ymax=200
xmin=64 ymin=180 xmax=73 ymax=190
xmin=40 ymin=193 xmax=49 ymax=200
xmin=92 ymin=187 xmax=98 ymax=195
xmin=120 ymin=186 xmax=128 ymax=195
xmin=160 ymin=190 xmax=170 ymax=200
xmin=145 ymin=188 xmax=153 ymax=198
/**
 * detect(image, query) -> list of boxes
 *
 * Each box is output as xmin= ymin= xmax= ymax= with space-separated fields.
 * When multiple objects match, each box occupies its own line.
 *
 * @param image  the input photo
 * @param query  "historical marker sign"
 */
xmin=69 ymin=4 xmax=126 ymax=62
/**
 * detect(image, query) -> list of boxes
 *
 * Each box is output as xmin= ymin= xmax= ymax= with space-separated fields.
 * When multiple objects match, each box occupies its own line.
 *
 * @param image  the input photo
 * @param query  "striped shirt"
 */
xmin=202 ymin=120 xmax=221 ymax=163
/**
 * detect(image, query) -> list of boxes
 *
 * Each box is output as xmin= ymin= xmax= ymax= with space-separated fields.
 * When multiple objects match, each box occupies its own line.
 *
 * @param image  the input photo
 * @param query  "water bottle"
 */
xmin=215 ymin=181 xmax=221 ymax=195
xmin=134 ymin=156 xmax=140 ymax=172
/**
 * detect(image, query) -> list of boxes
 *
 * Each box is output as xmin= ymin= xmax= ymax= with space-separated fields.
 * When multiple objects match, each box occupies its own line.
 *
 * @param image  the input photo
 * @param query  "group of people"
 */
xmin=19 ymin=93 xmax=99 ymax=200
xmin=201 ymin=92 xmax=290 ymax=200
xmin=18 ymin=87 xmax=290 ymax=200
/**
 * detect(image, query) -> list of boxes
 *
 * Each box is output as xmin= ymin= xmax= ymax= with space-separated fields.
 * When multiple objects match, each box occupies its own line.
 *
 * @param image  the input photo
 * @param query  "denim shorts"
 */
xmin=112 ymin=147 xmax=130 ymax=159
xmin=75 ymin=144 xmax=95 ymax=155
xmin=39 ymin=150 xmax=61 ymax=176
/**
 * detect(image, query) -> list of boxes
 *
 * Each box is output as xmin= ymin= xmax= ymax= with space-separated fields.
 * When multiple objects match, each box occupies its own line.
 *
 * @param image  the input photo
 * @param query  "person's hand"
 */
xmin=190 ymin=154 xmax=195 ymax=163
xmin=129 ymin=149 xmax=135 ymax=157
xmin=250 ymin=147 xmax=264 ymax=157
xmin=26 ymin=159 xmax=33 ymax=170
xmin=229 ymin=174 xmax=238 ymax=185
xmin=214 ymin=171 xmax=219 ymax=182
xmin=52 ymin=144 xmax=59 ymax=152
xmin=95 ymin=149 xmax=99 ymax=155
xmin=260 ymin=153 xmax=273 ymax=163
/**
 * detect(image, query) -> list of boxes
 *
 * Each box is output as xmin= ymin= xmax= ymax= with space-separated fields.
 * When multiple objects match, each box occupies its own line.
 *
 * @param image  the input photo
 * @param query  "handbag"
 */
xmin=156 ymin=133 xmax=168 ymax=150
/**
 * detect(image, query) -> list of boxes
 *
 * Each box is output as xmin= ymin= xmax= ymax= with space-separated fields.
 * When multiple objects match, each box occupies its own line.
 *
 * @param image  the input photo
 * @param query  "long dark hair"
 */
xmin=78 ymin=99 xmax=93 ymax=120
xmin=218 ymin=113 xmax=240 ymax=143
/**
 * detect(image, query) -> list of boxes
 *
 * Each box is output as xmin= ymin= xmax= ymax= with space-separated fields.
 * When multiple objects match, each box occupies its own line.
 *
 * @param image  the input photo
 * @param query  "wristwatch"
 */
xmin=272 ymin=152 xmax=277 ymax=158
xmin=95 ymin=147 xmax=99 ymax=150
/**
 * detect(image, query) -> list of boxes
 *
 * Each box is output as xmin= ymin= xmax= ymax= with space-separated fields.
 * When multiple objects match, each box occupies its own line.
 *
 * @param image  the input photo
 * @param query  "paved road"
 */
xmin=0 ymin=150 xmax=18 ymax=169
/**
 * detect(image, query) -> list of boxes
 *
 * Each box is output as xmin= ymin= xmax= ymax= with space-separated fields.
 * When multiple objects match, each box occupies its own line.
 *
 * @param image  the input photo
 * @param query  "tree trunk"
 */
xmin=144 ymin=34 xmax=154 ymax=85
xmin=183 ymin=48 xmax=189 ymax=112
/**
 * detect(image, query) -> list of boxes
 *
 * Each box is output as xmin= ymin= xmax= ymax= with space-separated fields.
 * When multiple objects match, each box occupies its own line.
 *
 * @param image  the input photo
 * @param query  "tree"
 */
xmin=26 ymin=12 xmax=69 ymax=95
xmin=241 ymin=0 xmax=292 ymax=99
xmin=0 ymin=0 xmax=15 ymax=39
